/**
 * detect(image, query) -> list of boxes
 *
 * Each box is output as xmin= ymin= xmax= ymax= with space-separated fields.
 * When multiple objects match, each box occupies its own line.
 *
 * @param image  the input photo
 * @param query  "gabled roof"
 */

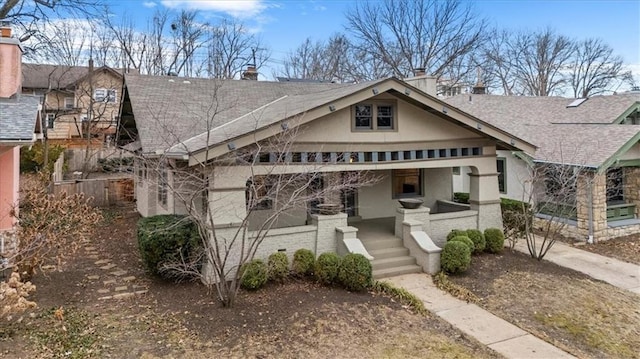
xmin=123 ymin=74 xmax=536 ymax=162
xmin=444 ymin=93 xmax=640 ymax=170
xmin=0 ymin=95 xmax=40 ymax=142
xmin=22 ymin=63 xmax=127 ymax=90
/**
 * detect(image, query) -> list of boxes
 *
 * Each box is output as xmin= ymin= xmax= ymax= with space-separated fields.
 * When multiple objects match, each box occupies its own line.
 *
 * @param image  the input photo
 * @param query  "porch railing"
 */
xmin=607 ymin=203 xmax=637 ymax=221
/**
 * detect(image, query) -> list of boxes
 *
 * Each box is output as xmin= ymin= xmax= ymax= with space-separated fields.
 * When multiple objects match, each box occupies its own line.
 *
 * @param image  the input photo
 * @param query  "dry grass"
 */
xmin=488 ymin=271 xmax=640 ymax=358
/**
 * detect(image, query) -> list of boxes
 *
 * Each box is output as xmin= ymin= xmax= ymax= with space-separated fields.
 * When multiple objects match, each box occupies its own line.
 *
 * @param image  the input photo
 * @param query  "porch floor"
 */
xmin=350 ymin=217 xmax=395 ymax=242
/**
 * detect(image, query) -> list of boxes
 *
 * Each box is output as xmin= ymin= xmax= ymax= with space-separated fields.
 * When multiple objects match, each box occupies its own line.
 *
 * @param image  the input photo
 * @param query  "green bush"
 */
xmin=20 ymin=143 xmax=65 ymax=173
xmin=337 ymin=253 xmax=372 ymax=291
xmin=446 ymin=229 xmax=467 ymax=241
xmin=453 ymin=192 xmax=470 ymax=204
xmin=292 ymin=249 xmax=315 ymax=277
xmin=315 ymin=252 xmax=341 ymax=285
xmin=485 ymin=228 xmax=506 ymax=253
xmin=465 ymin=229 xmax=486 ymax=254
xmin=267 ymin=252 xmax=289 ymax=282
xmin=440 ymin=241 xmax=471 ymax=274
xmin=240 ymin=259 xmax=268 ymax=290
xmin=137 ymin=215 xmax=201 ymax=279
xmin=449 ymin=235 xmax=475 ymax=252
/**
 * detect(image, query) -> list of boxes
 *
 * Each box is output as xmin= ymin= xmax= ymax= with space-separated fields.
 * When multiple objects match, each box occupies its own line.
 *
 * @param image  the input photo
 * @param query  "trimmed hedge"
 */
xmin=465 ymin=229 xmax=486 ymax=254
xmin=292 ymin=249 xmax=315 ymax=277
xmin=315 ymin=252 xmax=341 ymax=285
xmin=337 ymin=253 xmax=372 ymax=291
xmin=485 ymin=228 xmax=506 ymax=253
xmin=440 ymin=241 xmax=471 ymax=274
xmin=240 ymin=259 xmax=268 ymax=290
xmin=446 ymin=229 xmax=467 ymax=241
xmin=449 ymin=235 xmax=475 ymax=253
xmin=453 ymin=192 xmax=470 ymax=204
xmin=137 ymin=215 xmax=200 ymax=278
xmin=267 ymin=252 xmax=289 ymax=282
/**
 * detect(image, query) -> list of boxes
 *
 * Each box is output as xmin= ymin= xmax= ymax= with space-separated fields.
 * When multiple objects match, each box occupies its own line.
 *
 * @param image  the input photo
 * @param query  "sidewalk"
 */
xmin=512 ymin=240 xmax=640 ymax=294
xmin=385 ymin=274 xmax=576 ymax=359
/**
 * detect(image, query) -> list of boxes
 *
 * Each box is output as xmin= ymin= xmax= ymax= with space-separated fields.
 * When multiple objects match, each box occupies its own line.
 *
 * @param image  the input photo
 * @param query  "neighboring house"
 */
xmin=0 ymin=26 xmax=39 ymax=260
xmin=446 ymin=93 xmax=640 ymax=242
xmin=117 ymin=72 xmax=535 ymax=279
xmin=21 ymin=62 xmax=128 ymax=145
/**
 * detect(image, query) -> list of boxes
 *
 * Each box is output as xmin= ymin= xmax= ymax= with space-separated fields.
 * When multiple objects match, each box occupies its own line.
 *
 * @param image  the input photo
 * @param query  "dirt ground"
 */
xmin=572 ymin=234 xmax=640 ymax=265
xmin=0 ymin=206 xmax=499 ymax=359
xmin=448 ymin=250 xmax=640 ymax=359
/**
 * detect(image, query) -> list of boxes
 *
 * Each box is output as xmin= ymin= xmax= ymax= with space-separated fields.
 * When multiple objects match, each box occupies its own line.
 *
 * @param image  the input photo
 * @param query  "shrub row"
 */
xmin=240 ymin=250 xmax=372 ymax=292
xmin=441 ymin=227 xmax=505 ymax=274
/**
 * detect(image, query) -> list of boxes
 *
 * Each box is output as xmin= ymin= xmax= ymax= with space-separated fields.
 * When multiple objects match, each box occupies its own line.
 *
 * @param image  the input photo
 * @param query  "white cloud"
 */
xmin=143 ymin=1 xmax=157 ymax=8
xmin=161 ymin=0 xmax=267 ymax=18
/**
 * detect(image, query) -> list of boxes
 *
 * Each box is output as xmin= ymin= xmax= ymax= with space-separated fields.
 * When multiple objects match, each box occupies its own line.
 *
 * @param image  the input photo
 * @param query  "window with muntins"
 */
xmin=158 ymin=164 xmax=168 ymax=207
xmin=353 ymin=101 xmax=395 ymax=131
xmin=94 ymin=88 xmax=117 ymax=103
xmin=46 ymin=113 xmax=55 ymax=129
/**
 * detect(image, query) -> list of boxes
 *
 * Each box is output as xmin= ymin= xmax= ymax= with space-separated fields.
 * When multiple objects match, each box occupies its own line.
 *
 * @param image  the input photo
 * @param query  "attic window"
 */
xmin=94 ymin=88 xmax=117 ymax=103
xmin=352 ymin=101 xmax=397 ymax=131
xmin=567 ymin=98 xmax=588 ymax=108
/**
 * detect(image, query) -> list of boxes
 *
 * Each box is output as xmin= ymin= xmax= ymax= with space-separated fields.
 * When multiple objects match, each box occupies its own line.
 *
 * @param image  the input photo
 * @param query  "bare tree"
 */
xmin=480 ymin=29 xmax=519 ymax=95
xmin=509 ymin=28 xmax=575 ymax=96
xmin=345 ymin=0 xmax=486 ymax=83
xmin=203 ymin=18 xmax=269 ymax=79
xmin=133 ymin=84 xmax=377 ymax=307
xmin=280 ymin=34 xmax=351 ymax=82
xmin=568 ymin=38 xmax=629 ymax=98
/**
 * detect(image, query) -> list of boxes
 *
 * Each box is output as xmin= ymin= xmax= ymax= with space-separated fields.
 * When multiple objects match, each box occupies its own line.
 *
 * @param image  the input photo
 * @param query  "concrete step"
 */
xmin=361 ymin=238 xmax=404 ymax=251
xmin=369 ymin=247 xmax=410 ymax=260
xmin=371 ymin=256 xmax=417 ymax=271
xmin=373 ymin=264 xmax=423 ymax=279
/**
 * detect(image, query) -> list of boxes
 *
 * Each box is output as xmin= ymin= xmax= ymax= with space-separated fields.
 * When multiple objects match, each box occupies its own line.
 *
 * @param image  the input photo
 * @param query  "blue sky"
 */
xmin=108 ymin=0 xmax=640 ymax=80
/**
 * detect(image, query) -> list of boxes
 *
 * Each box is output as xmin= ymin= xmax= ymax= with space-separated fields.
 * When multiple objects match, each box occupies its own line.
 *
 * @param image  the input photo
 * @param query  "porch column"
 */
xmin=468 ymin=169 xmax=502 ymax=231
xmin=576 ymin=172 xmax=607 ymax=241
xmin=624 ymin=168 xmax=640 ymax=218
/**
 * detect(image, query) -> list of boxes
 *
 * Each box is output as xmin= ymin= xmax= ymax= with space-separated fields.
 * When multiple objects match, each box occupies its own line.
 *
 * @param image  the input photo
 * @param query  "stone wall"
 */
xmin=624 ymin=168 xmax=640 ymax=217
xmin=0 ymin=229 xmax=17 ymax=271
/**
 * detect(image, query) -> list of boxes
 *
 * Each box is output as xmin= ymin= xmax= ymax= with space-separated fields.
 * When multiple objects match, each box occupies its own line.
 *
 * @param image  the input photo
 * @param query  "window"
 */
xmin=158 ymin=164 xmax=168 ymax=207
xmin=94 ymin=88 xmax=117 ymax=103
xmin=46 ymin=113 xmax=55 ymax=129
xmin=606 ymin=168 xmax=624 ymax=202
xmin=497 ymin=158 xmax=506 ymax=194
xmin=246 ymin=176 xmax=273 ymax=210
xmin=64 ymin=97 xmax=74 ymax=109
xmin=392 ymin=169 xmax=422 ymax=198
xmin=353 ymin=102 xmax=395 ymax=131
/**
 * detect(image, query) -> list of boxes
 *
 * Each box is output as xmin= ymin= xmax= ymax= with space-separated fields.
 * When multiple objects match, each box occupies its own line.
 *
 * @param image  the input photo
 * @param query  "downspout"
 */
xmin=587 ymin=179 xmax=594 ymax=244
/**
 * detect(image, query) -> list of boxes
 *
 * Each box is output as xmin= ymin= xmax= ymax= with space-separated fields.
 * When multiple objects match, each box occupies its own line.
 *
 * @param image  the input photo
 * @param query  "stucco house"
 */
xmin=0 ymin=26 xmax=40 ymax=263
xmin=446 ymin=93 xmax=640 ymax=242
xmin=21 ymin=62 xmax=127 ymax=145
xmin=117 ymin=72 xmax=536 ymax=279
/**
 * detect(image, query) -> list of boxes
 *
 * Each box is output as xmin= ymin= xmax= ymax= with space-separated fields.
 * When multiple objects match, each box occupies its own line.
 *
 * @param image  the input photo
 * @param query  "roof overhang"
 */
xmin=186 ymin=78 xmax=537 ymax=166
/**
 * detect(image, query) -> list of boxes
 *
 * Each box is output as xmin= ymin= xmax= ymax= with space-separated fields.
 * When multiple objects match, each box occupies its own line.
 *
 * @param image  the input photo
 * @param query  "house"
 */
xmin=117 ymin=71 xmax=535 ymax=279
xmin=0 ymin=25 xmax=40 ymax=261
xmin=445 ymin=93 xmax=640 ymax=242
xmin=21 ymin=62 xmax=127 ymax=146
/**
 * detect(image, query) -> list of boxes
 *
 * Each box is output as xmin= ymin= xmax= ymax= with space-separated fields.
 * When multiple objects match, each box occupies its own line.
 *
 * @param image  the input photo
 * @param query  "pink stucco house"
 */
xmin=0 ymin=24 xmax=40 ymax=257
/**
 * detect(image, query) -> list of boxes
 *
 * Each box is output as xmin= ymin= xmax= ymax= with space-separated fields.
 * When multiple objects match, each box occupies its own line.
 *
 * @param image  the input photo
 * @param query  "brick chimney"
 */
xmin=242 ymin=64 xmax=258 ymax=81
xmin=0 ymin=22 xmax=23 ymax=98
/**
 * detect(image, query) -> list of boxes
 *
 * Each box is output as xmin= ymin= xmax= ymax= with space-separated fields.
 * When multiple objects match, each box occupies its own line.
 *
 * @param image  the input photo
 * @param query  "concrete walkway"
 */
xmin=513 ymin=240 xmax=640 ymax=294
xmin=385 ymin=274 xmax=576 ymax=359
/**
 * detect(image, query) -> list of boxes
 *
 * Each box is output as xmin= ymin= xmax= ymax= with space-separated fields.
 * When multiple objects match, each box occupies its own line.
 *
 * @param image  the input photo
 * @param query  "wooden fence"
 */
xmin=64 ymin=147 xmax=134 ymax=173
xmin=53 ymin=177 xmax=135 ymax=207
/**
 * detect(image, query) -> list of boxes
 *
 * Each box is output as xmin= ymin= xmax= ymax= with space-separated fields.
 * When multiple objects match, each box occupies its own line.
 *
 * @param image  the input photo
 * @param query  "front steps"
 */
xmin=362 ymin=238 xmax=422 ymax=279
